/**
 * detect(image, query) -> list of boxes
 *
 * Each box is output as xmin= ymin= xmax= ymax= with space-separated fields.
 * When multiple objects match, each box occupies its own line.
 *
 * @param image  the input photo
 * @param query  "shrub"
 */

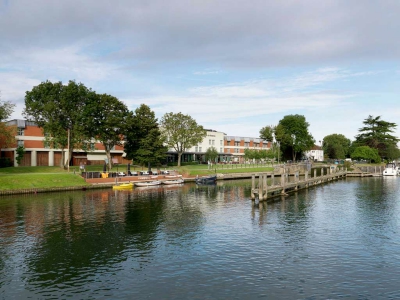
xmin=0 ymin=157 xmax=13 ymax=168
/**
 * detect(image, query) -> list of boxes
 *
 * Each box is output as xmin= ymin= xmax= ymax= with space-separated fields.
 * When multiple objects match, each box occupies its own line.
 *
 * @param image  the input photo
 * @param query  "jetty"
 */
xmin=250 ymin=166 xmax=347 ymax=201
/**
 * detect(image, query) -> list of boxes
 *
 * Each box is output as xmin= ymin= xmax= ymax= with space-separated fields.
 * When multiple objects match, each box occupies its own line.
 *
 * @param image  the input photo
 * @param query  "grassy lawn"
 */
xmin=0 ymin=173 xmax=89 ymax=190
xmin=177 ymin=164 xmax=275 ymax=176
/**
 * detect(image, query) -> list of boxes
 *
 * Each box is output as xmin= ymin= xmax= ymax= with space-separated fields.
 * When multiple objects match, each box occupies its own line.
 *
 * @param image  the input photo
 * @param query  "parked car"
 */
xmin=140 ymin=171 xmax=150 ymax=175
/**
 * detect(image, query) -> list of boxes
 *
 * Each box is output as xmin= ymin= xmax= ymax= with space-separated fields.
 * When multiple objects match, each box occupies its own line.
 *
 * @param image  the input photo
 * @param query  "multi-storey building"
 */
xmin=224 ymin=136 xmax=271 ymax=163
xmin=166 ymin=129 xmax=227 ymax=163
xmin=1 ymin=119 xmax=129 ymax=167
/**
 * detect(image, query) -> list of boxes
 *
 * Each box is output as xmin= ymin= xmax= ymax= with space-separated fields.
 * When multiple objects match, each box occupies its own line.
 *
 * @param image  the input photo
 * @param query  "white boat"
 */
xmin=134 ymin=181 xmax=162 ymax=187
xmin=163 ymin=179 xmax=184 ymax=185
xmin=383 ymin=162 xmax=398 ymax=176
xmin=164 ymin=175 xmax=182 ymax=179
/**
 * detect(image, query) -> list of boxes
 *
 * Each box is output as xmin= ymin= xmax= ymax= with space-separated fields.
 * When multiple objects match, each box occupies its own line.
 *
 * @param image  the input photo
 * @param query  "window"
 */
xmin=212 ymin=140 xmax=215 ymax=145
xmin=234 ymin=141 xmax=240 ymax=146
xmin=220 ymin=148 xmax=222 ymax=153
xmin=195 ymin=146 xmax=198 ymax=152
xmin=199 ymin=147 xmax=202 ymax=152
xmin=17 ymin=140 xmax=24 ymax=147
xmin=244 ymin=142 xmax=249 ymax=147
xmin=220 ymin=140 xmax=222 ymax=146
xmin=17 ymin=128 xmax=24 ymax=136
xmin=254 ymin=143 xmax=259 ymax=148
xmin=235 ymin=148 xmax=239 ymax=153
xmin=209 ymin=139 xmax=212 ymax=145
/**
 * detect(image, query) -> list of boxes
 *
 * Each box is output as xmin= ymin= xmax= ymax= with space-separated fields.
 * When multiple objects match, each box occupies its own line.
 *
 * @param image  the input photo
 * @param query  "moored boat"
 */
xmin=383 ymin=162 xmax=398 ymax=176
xmin=112 ymin=182 xmax=134 ymax=190
xmin=134 ymin=181 xmax=162 ymax=187
xmin=195 ymin=175 xmax=217 ymax=184
xmin=163 ymin=179 xmax=184 ymax=185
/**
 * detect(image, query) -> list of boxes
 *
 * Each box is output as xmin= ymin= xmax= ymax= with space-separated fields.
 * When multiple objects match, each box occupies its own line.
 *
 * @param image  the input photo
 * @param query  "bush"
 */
xmin=0 ymin=158 xmax=13 ymax=168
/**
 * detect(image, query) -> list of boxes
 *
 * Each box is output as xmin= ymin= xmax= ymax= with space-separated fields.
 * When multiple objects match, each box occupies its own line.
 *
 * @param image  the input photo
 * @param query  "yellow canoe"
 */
xmin=112 ymin=183 xmax=134 ymax=190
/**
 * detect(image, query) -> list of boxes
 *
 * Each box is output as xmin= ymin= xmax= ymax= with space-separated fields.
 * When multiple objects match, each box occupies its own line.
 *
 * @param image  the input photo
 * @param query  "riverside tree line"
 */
xmin=1 ymin=80 xmax=399 ymax=168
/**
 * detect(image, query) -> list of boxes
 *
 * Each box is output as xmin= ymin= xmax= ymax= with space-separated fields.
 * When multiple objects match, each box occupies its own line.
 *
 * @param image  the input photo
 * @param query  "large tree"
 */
xmin=81 ymin=93 xmax=130 ymax=169
xmin=322 ymin=134 xmax=351 ymax=159
xmin=351 ymin=146 xmax=381 ymax=163
xmin=124 ymin=104 xmax=167 ymax=168
xmin=260 ymin=124 xmax=284 ymax=163
xmin=354 ymin=115 xmax=399 ymax=159
xmin=160 ymin=112 xmax=206 ymax=167
xmin=0 ymin=97 xmax=16 ymax=150
xmin=205 ymin=146 xmax=219 ymax=163
xmin=24 ymin=80 xmax=95 ymax=168
xmin=273 ymin=115 xmax=314 ymax=162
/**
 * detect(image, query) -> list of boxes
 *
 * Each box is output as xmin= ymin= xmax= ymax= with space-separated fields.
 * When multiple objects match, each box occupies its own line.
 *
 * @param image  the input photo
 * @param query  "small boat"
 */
xmin=163 ymin=179 xmax=184 ymax=185
xmin=112 ymin=182 xmax=134 ymax=190
xmin=165 ymin=174 xmax=182 ymax=179
xmin=134 ymin=181 xmax=162 ymax=187
xmin=383 ymin=162 xmax=398 ymax=176
xmin=195 ymin=175 xmax=217 ymax=184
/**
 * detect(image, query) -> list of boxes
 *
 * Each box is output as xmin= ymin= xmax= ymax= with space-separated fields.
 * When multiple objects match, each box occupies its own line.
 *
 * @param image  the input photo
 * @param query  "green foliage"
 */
xmin=24 ymin=80 xmax=95 ymax=168
xmin=322 ymin=134 xmax=351 ymax=159
xmin=351 ymin=146 xmax=381 ymax=163
xmin=0 ymin=97 xmax=15 ymax=121
xmin=0 ymin=157 xmax=13 ymax=168
xmin=205 ymin=146 xmax=219 ymax=162
xmin=0 ymin=96 xmax=17 ymax=150
xmin=354 ymin=115 xmax=399 ymax=159
xmin=15 ymin=146 xmax=25 ymax=165
xmin=275 ymin=115 xmax=315 ymax=161
xmin=259 ymin=125 xmax=283 ymax=162
xmin=160 ymin=112 xmax=206 ymax=167
xmin=81 ymin=93 xmax=129 ymax=169
xmin=124 ymin=104 xmax=167 ymax=167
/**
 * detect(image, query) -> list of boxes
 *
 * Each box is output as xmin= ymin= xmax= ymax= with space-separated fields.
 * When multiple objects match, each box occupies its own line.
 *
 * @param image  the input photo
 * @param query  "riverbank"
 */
xmin=0 ymin=163 xmax=383 ymax=196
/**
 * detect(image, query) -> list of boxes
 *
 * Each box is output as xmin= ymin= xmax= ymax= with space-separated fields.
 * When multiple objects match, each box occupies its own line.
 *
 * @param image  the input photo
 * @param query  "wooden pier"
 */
xmin=251 ymin=166 xmax=347 ymax=201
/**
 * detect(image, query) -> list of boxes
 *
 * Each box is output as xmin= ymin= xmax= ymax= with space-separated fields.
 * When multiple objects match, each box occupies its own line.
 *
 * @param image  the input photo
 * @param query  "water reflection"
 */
xmin=1 ymin=178 xmax=400 ymax=299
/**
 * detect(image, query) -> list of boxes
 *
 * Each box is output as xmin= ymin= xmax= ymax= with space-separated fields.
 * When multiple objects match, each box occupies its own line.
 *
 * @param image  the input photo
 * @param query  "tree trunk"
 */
xmin=105 ymin=149 xmax=113 ymax=170
xmin=177 ymin=152 xmax=182 ymax=167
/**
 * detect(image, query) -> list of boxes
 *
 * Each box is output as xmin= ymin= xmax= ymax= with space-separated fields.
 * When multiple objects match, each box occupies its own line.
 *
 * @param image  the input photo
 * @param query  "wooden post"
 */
xmin=258 ymin=174 xmax=262 ymax=200
xmin=280 ymin=170 xmax=285 ymax=194
xmin=251 ymin=174 xmax=255 ymax=200
xmin=295 ymin=171 xmax=299 ymax=190
xmin=314 ymin=169 xmax=317 ymax=178
xmin=263 ymin=174 xmax=268 ymax=200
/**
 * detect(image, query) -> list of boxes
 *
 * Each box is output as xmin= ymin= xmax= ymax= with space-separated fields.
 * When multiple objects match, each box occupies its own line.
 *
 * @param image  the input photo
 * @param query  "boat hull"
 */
xmin=112 ymin=183 xmax=134 ymax=190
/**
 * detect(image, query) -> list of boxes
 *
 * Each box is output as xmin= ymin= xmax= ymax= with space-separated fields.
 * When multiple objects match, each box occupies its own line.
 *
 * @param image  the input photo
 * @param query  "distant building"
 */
xmin=224 ymin=136 xmax=271 ymax=163
xmin=304 ymin=145 xmax=324 ymax=162
xmin=1 ymin=119 xmax=129 ymax=167
xmin=166 ymin=129 xmax=227 ymax=163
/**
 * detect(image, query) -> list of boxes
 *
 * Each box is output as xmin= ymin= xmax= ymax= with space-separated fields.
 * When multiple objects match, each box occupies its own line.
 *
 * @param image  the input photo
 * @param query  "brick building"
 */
xmin=1 ymin=120 xmax=129 ymax=167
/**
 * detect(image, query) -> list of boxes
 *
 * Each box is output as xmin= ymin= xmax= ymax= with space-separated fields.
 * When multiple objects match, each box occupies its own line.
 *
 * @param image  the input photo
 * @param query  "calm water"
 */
xmin=1 ymin=177 xmax=400 ymax=299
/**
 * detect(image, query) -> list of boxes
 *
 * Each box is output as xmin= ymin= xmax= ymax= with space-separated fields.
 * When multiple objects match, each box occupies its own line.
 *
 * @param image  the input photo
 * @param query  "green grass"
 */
xmin=177 ymin=164 xmax=274 ymax=176
xmin=0 ymin=173 xmax=89 ymax=190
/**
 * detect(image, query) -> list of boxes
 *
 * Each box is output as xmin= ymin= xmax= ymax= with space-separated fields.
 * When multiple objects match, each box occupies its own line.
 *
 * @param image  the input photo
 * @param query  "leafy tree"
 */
xmin=82 ymin=93 xmax=130 ymax=169
xmin=124 ymin=104 xmax=167 ymax=167
xmin=322 ymin=134 xmax=351 ymax=159
xmin=15 ymin=146 xmax=25 ymax=165
xmin=205 ymin=146 xmax=218 ymax=162
xmin=24 ymin=80 xmax=94 ymax=168
xmin=274 ymin=115 xmax=315 ymax=162
xmin=354 ymin=115 xmax=399 ymax=159
xmin=351 ymin=146 xmax=381 ymax=163
xmin=0 ymin=97 xmax=16 ymax=150
xmin=160 ymin=112 xmax=206 ymax=167
xmin=259 ymin=125 xmax=284 ymax=163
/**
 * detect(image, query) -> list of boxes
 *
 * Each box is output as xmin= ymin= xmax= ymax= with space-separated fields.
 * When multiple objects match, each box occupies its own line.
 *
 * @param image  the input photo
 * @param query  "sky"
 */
xmin=1 ymin=0 xmax=400 ymax=143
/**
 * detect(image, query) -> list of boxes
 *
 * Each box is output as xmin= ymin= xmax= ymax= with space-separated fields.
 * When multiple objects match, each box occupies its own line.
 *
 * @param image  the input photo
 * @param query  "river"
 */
xmin=1 ymin=177 xmax=400 ymax=299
